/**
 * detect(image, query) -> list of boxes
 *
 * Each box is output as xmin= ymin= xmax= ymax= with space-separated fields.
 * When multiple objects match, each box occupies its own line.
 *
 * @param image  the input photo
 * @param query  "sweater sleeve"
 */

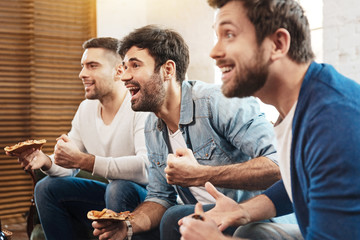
xmin=92 ymin=111 xmax=150 ymax=185
xmin=299 ymin=103 xmax=360 ymax=239
xmin=263 ymin=180 xmax=294 ymax=216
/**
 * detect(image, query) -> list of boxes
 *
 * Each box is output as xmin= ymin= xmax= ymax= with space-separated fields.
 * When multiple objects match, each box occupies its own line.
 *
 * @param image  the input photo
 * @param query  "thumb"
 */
xmin=205 ymin=182 xmax=225 ymax=200
xmin=194 ymin=202 xmax=205 ymax=215
xmin=178 ymin=203 xmax=205 ymax=226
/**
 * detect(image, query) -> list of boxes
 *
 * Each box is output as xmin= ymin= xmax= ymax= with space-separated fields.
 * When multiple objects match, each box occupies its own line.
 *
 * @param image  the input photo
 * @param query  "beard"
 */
xmin=130 ymin=72 xmax=166 ymax=112
xmin=222 ymin=48 xmax=269 ymax=98
xmin=85 ymin=82 xmax=113 ymax=101
xmin=85 ymin=86 xmax=103 ymax=100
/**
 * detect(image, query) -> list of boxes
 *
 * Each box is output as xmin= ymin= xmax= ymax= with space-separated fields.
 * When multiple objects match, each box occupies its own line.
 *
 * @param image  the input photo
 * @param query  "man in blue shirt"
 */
xmin=91 ymin=25 xmax=294 ymax=240
xmin=179 ymin=1 xmax=360 ymax=240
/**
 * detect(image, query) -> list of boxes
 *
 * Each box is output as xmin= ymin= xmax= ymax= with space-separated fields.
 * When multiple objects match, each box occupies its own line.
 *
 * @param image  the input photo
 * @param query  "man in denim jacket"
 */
xmin=91 ymin=25 xmax=292 ymax=240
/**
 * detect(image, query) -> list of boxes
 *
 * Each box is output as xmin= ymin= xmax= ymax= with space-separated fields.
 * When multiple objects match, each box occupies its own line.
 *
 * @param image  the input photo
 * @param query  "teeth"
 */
xmin=220 ymin=66 xmax=233 ymax=73
xmin=127 ymin=87 xmax=140 ymax=96
xmin=127 ymin=87 xmax=139 ymax=91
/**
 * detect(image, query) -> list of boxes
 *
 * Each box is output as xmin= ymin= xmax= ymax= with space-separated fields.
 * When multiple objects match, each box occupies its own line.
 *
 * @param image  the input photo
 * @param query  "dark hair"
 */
xmin=119 ymin=25 xmax=190 ymax=84
xmin=208 ymin=0 xmax=314 ymax=63
xmin=82 ymin=37 xmax=120 ymax=54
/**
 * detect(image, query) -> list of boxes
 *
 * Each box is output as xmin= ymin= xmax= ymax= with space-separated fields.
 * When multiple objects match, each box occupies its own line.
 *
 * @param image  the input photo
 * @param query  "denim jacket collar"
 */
xmin=179 ymin=81 xmax=195 ymax=125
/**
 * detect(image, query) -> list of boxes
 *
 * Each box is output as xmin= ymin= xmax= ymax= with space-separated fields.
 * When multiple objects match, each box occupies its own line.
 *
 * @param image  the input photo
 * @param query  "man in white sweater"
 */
xmin=16 ymin=37 xmax=149 ymax=239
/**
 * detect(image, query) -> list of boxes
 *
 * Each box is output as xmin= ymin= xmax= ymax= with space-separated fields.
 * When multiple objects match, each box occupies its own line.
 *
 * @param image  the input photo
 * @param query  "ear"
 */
xmin=162 ymin=60 xmax=176 ymax=80
xmin=269 ymin=28 xmax=291 ymax=61
xmin=115 ymin=64 xmax=124 ymax=81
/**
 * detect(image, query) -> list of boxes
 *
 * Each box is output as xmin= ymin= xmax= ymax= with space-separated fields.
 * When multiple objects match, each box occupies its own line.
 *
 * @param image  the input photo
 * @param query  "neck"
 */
xmin=155 ymin=80 xmax=182 ymax=133
xmin=255 ymin=60 xmax=311 ymax=119
xmin=99 ymin=83 xmax=127 ymax=125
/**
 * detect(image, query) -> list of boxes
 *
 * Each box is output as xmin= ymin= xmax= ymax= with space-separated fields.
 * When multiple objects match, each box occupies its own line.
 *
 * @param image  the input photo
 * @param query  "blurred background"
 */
xmin=0 ymin=0 xmax=359 ymax=238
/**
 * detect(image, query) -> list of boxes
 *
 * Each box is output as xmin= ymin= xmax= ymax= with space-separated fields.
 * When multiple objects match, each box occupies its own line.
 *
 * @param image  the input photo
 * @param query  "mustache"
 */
xmin=215 ymin=59 xmax=232 ymax=67
xmin=124 ymin=81 xmax=140 ymax=88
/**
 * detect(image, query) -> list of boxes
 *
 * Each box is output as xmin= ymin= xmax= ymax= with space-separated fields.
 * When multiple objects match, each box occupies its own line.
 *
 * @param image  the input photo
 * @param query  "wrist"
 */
xmin=195 ymin=165 xmax=210 ymax=186
xmin=79 ymin=153 xmax=95 ymax=171
xmin=41 ymin=154 xmax=52 ymax=171
xmin=124 ymin=220 xmax=133 ymax=240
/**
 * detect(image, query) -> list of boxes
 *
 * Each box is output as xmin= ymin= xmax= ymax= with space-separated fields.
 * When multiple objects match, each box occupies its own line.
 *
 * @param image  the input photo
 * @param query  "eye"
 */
xmin=133 ymin=62 xmax=140 ymax=68
xmin=89 ymin=64 xmax=98 ymax=68
xmin=226 ymin=32 xmax=234 ymax=39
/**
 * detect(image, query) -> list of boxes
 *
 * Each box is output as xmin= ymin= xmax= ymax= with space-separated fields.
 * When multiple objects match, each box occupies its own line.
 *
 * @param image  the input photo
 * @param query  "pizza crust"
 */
xmin=87 ymin=209 xmax=133 ymax=221
xmin=4 ymin=139 xmax=47 ymax=154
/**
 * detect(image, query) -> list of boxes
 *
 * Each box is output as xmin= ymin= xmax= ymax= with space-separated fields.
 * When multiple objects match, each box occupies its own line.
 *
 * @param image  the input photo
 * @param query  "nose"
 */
xmin=209 ymin=40 xmax=225 ymax=60
xmin=79 ymin=67 xmax=87 ymax=79
xmin=121 ymin=68 xmax=133 ymax=83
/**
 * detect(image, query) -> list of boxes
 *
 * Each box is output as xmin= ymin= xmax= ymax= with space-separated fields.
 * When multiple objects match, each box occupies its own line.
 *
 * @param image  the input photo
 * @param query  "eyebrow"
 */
xmin=123 ymin=57 xmax=143 ymax=65
xmin=218 ymin=20 xmax=234 ymax=27
xmin=81 ymin=61 xmax=99 ymax=67
xmin=212 ymin=19 xmax=234 ymax=30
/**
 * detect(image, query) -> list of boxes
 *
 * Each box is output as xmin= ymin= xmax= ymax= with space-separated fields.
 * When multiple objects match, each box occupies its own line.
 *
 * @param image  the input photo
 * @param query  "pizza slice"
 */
xmin=87 ymin=208 xmax=133 ymax=221
xmin=4 ymin=139 xmax=47 ymax=155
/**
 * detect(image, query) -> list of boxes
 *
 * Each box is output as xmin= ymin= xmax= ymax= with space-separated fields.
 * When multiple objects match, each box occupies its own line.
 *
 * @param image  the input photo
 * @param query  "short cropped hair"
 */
xmin=208 ymin=0 xmax=314 ymax=63
xmin=118 ymin=25 xmax=190 ymax=84
xmin=82 ymin=37 xmax=120 ymax=54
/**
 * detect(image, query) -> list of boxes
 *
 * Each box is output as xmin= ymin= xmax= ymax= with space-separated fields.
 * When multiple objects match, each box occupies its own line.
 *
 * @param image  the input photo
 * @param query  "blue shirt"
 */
xmin=264 ymin=62 xmax=360 ymax=239
xmin=145 ymin=80 xmax=278 ymax=209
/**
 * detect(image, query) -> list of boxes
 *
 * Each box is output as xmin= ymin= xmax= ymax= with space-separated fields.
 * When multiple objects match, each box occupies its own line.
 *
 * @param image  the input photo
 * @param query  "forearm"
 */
xmin=196 ymin=157 xmax=280 ymax=190
xmin=131 ymin=201 xmax=167 ymax=233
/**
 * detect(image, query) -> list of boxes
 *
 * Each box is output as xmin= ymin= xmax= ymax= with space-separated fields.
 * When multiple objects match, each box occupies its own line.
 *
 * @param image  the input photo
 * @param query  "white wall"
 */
xmin=323 ymin=0 xmax=360 ymax=82
xmin=97 ymin=0 xmax=215 ymax=83
xmin=97 ymin=0 xmax=360 ymax=122
xmin=300 ymin=0 xmax=323 ymax=62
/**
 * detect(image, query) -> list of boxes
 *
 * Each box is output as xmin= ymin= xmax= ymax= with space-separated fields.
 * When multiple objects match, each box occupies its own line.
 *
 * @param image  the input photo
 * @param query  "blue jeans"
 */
xmin=233 ymin=222 xmax=303 ymax=240
xmin=160 ymin=204 xmax=238 ymax=240
xmin=34 ymin=176 xmax=149 ymax=240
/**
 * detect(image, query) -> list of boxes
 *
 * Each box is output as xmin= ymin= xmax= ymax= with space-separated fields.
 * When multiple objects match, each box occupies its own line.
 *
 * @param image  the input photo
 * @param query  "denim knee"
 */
xmin=105 ymin=180 xmax=147 ymax=212
xmin=160 ymin=205 xmax=190 ymax=240
xmin=161 ymin=205 xmax=185 ymax=226
xmin=34 ymin=176 xmax=59 ymax=204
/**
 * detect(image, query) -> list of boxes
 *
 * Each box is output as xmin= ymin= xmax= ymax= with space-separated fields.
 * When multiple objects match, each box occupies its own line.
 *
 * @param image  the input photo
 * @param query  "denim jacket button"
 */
xmin=157 ymin=161 xmax=160 ymax=165
xmin=205 ymin=153 xmax=209 ymax=157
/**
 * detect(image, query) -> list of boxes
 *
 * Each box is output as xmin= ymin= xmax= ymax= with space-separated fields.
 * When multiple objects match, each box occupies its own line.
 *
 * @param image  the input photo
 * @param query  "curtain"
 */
xmin=0 ymin=0 xmax=96 ymax=223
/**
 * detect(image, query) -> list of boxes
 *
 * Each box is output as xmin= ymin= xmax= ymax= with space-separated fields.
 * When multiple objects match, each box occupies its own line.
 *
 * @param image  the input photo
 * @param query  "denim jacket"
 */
xmin=144 ymin=81 xmax=277 ymax=209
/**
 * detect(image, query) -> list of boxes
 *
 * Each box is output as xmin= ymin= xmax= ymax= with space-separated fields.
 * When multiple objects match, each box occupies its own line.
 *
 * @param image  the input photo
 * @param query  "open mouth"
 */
xmin=127 ymin=86 xmax=140 ymax=97
xmin=219 ymin=65 xmax=234 ymax=81
xmin=83 ymin=81 xmax=94 ymax=90
xmin=220 ymin=66 xmax=234 ymax=74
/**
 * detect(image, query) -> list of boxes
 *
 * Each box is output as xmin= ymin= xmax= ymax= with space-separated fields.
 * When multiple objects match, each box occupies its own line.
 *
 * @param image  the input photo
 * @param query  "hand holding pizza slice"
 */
xmin=4 ymin=139 xmax=47 ymax=155
xmin=4 ymin=139 xmax=52 ymax=171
